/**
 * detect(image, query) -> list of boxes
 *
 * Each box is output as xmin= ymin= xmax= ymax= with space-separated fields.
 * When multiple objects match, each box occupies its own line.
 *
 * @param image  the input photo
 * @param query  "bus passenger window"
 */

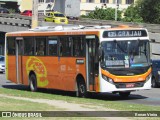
xmin=59 ymin=37 xmax=72 ymax=56
xmin=73 ymin=36 xmax=85 ymax=57
xmin=36 ymin=37 xmax=46 ymax=56
xmin=24 ymin=37 xmax=34 ymax=56
xmin=37 ymin=44 xmax=44 ymax=55
xmin=48 ymin=37 xmax=58 ymax=56
xmin=7 ymin=37 xmax=15 ymax=55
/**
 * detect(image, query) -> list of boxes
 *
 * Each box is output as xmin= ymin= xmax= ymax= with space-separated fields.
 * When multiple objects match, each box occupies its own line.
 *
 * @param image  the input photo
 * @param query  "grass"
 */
xmin=0 ymin=97 xmax=100 ymax=120
xmin=0 ymin=88 xmax=160 ymax=111
xmin=0 ymin=90 xmax=159 ymax=120
xmin=0 ymin=97 xmax=59 ymax=111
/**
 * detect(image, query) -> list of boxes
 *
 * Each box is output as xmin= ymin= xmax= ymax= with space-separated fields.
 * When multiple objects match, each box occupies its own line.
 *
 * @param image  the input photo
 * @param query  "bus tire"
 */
xmin=119 ymin=92 xmax=130 ymax=97
xmin=29 ymin=74 xmax=37 ymax=92
xmin=151 ymin=78 xmax=157 ymax=88
xmin=76 ymin=81 xmax=87 ymax=98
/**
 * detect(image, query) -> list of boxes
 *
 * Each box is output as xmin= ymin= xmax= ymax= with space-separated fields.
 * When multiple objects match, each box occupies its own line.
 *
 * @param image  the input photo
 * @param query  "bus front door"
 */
xmin=86 ymin=36 xmax=98 ymax=91
xmin=16 ymin=38 xmax=23 ymax=84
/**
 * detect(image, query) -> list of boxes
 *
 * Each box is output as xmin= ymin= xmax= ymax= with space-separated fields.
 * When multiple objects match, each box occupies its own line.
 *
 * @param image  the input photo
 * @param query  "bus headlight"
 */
xmin=146 ymin=74 xmax=151 ymax=82
xmin=102 ymin=74 xmax=114 ymax=84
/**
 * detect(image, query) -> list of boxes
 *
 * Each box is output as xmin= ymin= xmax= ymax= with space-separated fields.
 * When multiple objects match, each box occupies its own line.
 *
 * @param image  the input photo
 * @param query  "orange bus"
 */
xmin=5 ymin=25 xmax=151 ymax=97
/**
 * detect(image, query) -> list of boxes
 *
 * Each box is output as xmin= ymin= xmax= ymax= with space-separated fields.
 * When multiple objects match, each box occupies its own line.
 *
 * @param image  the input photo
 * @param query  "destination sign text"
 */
xmin=103 ymin=30 xmax=147 ymax=38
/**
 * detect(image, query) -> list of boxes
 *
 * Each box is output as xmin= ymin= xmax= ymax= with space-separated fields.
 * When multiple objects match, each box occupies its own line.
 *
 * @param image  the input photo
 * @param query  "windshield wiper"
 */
xmin=130 ymin=39 xmax=140 ymax=54
xmin=114 ymin=40 xmax=127 ymax=53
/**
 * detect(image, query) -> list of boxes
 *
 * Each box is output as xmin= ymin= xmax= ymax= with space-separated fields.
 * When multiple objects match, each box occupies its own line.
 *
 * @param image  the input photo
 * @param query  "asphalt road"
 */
xmin=0 ymin=73 xmax=160 ymax=106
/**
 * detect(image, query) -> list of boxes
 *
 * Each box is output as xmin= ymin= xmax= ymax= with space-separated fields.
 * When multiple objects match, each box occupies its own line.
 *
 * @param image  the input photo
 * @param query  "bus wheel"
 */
xmin=119 ymin=92 xmax=130 ymax=97
xmin=151 ymin=78 xmax=157 ymax=88
xmin=76 ymin=81 xmax=87 ymax=98
xmin=29 ymin=74 xmax=37 ymax=92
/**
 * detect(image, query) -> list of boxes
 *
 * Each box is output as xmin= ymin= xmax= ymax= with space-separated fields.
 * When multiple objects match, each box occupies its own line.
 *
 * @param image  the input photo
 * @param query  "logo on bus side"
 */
xmin=26 ymin=57 xmax=49 ymax=87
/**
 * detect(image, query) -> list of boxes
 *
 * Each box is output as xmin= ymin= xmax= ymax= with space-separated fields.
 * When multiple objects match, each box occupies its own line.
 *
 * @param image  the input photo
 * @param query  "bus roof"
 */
xmin=6 ymin=25 xmax=147 ymax=37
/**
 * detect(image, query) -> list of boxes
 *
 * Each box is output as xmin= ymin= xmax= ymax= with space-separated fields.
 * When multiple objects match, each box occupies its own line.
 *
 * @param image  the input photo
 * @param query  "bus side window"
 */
xmin=7 ymin=37 xmax=15 ymax=55
xmin=73 ymin=36 xmax=85 ymax=57
xmin=36 ymin=37 xmax=46 ymax=56
xmin=48 ymin=37 xmax=58 ymax=56
xmin=59 ymin=42 xmax=62 ymax=56
xmin=59 ymin=37 xmax=72 ymax=57
xmin=37 ymin=44 xmax=44 ymax=55
xmin=24 ymin=37 xmax=34 ymax=56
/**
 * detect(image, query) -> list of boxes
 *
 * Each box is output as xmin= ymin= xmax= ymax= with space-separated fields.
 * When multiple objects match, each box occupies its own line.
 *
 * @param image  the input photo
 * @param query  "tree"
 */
xmin=123 ymin=3 xmax=143 ymax=23
xmin=140 ymin=0 xmax=160 ymax=24
xmin=82 ymin=7 xmax=122 ymax=21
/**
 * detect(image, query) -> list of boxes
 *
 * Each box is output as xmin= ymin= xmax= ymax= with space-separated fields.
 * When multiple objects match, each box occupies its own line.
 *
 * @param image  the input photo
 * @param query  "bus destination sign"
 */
xmin=103 ymin=30 xmax=147 ymax=38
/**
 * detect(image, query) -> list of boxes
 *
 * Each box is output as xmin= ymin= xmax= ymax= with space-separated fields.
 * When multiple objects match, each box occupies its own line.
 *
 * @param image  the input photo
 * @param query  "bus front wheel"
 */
xmin=76 ymin=81 xmax=87 ymax=98
xmin=29 ymin=74 xmax=37 ymax=92
xmin=119 ymin=92 xmax=130 ymax=97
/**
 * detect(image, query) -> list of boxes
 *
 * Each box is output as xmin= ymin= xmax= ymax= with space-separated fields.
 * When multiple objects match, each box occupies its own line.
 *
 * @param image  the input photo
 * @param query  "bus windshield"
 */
xmin=101 ymin=40 xmax=150 ymax=68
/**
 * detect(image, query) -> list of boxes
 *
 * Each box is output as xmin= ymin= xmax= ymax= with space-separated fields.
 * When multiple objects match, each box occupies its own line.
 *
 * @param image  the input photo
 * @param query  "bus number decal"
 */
xmin=26 ymin=57 xmax=49 ymax=87
xmin=76 ymin=59 xmax=84 ymax=64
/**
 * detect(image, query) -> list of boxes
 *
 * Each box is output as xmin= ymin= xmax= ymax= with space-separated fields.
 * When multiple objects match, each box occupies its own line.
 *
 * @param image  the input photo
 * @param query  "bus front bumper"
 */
xmin=99 ymin=78 xmax=151 ymax=93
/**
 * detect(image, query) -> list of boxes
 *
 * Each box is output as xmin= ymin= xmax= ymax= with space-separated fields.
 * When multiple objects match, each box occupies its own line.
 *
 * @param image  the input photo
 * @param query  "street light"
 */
xmin=115 ymin=0 xmax=117 ymax=21
xmin=32 ymin=0 xmax=38 ymax=28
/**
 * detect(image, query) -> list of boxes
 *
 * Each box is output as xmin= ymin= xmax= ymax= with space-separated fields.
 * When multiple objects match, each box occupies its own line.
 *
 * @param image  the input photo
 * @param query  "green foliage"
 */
xmin=122 ymin=2 xmax=143 ymax=23
xmin=84 ymin=7 xmax=122 ymax=21
xmin=140 ymin=0 xmax=160 ymax=24
xmin=82 ymin=0 xmax=160 ymax=24
xmin=80 ymin=14 xmax=88 ymax=18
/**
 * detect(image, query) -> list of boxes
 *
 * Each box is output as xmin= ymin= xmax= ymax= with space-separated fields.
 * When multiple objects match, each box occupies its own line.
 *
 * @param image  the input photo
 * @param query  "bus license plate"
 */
xmin=126 ymin=83 xmax=135 ymax=88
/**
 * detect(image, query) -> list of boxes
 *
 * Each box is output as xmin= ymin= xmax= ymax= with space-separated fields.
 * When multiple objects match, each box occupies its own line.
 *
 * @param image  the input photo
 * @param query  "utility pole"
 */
xmin=32 ymin=0 xmax=38 ymax=28
xmin=115 ymin=0 xmax=117 ymax=21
